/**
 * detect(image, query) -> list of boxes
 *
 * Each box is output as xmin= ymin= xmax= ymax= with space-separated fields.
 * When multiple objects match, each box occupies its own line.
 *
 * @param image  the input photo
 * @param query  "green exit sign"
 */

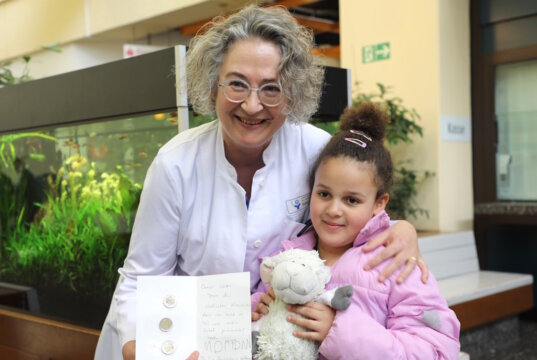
xmin=362 ymin=42 xmax=391 ymax=64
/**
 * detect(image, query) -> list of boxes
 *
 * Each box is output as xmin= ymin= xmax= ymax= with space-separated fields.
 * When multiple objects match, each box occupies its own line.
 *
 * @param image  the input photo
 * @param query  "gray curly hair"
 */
xmin=186 ymin=5 xmax=324 ymax=123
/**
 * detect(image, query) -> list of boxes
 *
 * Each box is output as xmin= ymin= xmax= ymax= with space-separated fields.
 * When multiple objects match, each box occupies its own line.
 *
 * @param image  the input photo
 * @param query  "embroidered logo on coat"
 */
xmin=286 ymin=193 xmax=310 ymax=218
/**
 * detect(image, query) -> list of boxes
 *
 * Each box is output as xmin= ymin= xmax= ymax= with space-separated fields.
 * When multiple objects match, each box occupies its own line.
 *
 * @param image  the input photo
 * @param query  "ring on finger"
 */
xmin=406 ymin=256 xmax=418 ymax=265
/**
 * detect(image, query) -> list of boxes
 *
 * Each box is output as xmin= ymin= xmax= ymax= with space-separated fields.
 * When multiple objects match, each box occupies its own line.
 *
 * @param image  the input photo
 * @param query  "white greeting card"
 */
xmin=136 ymin=272 xmax=252 ymax=360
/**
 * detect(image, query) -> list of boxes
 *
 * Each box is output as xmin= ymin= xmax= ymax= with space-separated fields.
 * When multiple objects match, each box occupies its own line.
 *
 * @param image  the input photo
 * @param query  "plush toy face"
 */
xmin=260 ymin=249 xmax=331 ymax=304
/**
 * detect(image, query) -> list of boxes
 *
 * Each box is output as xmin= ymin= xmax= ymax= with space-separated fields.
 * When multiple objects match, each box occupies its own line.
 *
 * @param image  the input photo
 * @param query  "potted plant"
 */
xmin=313 ymin=82 xmax=433 ymax=220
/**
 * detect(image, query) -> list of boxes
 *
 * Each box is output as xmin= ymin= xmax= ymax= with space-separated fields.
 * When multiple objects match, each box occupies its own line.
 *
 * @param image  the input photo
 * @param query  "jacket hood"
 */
xmin=352 ymin=210 xmax=390 ymax=247
xmin=282 ymin=210 xmax=391 ymax=251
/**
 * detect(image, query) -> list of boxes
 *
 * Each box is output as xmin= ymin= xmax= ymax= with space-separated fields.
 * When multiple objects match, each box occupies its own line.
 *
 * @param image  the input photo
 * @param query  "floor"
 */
xmin=460 ymin=316 xmax=537 ymax=360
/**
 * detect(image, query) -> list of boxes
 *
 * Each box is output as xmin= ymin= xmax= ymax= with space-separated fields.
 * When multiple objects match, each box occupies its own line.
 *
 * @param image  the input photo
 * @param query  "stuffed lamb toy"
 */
xmin=252 ymin=248 xmax=353 ymax=360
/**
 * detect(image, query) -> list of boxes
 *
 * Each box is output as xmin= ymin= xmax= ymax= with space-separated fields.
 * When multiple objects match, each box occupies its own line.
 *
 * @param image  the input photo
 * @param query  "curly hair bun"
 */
xmin=339 ymin=102 xmax=388 ymax=142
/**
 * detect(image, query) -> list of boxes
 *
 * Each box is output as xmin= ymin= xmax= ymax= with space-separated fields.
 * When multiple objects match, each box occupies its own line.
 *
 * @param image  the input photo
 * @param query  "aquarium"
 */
xmin=0 ymin=45 xmax=350 ymax=329
xmin=0 ymin=112 xmax=186 ymax=327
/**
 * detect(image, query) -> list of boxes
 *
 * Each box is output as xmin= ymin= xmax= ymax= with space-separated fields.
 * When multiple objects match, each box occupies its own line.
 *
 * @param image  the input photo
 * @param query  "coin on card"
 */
xmin=159 ymin=317 xmax=173 ymax=332
xmin=163 ymin=294 xmax=177 ymax=308
xmin=161 ymin=340 xmax=175 ymax=355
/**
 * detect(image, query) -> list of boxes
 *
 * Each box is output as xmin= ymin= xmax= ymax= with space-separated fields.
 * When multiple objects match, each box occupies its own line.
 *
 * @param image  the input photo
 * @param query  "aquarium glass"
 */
xmin=0 ymin=111 xmax=183 ymax=328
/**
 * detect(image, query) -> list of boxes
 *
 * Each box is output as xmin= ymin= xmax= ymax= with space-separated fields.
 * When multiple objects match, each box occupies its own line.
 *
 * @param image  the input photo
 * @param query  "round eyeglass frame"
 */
xmin=218 ymin=79 xmax=283 ymax=107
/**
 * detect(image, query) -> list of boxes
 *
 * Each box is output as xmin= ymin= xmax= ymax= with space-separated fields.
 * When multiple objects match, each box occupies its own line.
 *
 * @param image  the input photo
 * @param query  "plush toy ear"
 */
xmin=260 ymin=258 xmax=274 ymax=285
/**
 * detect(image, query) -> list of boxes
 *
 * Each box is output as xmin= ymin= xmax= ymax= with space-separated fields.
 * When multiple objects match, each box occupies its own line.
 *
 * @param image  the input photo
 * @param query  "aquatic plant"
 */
xmin=1 ymin=155 xmax=141 ymax=300
xmin=0 ymin=132 xmax=57 ymax=259
xmin=0 ymin=173 xmax=15 ymax=258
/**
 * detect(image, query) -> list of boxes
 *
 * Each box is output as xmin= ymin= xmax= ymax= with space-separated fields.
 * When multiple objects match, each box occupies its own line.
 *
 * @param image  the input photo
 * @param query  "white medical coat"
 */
xmin=94 ymin=119 xmax=330 ymax=359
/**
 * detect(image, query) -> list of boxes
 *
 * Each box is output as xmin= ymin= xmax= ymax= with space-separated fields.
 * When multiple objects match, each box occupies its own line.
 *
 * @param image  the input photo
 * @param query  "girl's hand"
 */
xmin=187 ymin=351 xmax=200 ymax=360
xmin=252 ymin=288 xmax=275 ymax=321
xmin=362 ymin=220 xmax=429 ymax=284
xmin=285 ymin=301 xmax=335 ymax=342
xmin=122 ymin=340 xmax=135 ymax=360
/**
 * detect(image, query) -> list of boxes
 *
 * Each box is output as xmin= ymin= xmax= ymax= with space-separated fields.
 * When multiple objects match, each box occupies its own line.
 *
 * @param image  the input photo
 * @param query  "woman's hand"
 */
xmin=252 ymin=288 xmax=275 ymax=321
xmin=285 ymin=301 xmax=335 ymax=342
xmin=362 ymin=220 xmax=429 ymax=284
xmin=122 ymin=340 xmax=199 ymax=360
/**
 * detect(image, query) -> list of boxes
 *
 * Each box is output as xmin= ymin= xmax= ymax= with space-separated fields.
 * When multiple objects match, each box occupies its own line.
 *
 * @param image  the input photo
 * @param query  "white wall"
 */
xmin=437 ymin=0 xmax=474 ymax=230
xmin=340 ymin=0 xmax=473 ymax=231
xmin=0 ymin=0 xmax=249 ymax=61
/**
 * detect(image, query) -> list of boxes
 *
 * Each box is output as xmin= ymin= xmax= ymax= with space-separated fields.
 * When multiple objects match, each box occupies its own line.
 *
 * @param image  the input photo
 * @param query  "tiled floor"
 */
xmin=460 ymin=317 xmax=537 ymax=360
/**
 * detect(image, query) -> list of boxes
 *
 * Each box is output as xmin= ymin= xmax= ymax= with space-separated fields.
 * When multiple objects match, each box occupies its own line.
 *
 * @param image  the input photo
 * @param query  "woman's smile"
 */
xmin=234 ymin=114 xmax=268 ymax=126
xmin=216 ymin=38 xmax=287 ymax=154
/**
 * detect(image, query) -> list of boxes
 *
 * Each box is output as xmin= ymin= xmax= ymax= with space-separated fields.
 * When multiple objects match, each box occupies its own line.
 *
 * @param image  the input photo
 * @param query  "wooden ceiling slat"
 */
xmin=179 ymin=0 xmax=334 ymax=36
xmin=294 ymin=14 xmax=339 ymax=33
xmin=178 ymin=0 xmax=340 ymax=59
xmin=311 ymin=45 xmax=340 ymax=59
xmin=179 ymin=19 xmax=209 ymax=36
xmin=265 ymin=0 xmax=321 ymax=8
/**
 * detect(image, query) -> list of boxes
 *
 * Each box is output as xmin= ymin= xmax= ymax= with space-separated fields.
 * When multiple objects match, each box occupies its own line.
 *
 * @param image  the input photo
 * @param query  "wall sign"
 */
xmin=441 ymin=115 xmax=472 ymax=142
xmin=362 ymin=42 xmax=391 ymax=64
xmin=123 ymin=44 xmax=165 ymax=58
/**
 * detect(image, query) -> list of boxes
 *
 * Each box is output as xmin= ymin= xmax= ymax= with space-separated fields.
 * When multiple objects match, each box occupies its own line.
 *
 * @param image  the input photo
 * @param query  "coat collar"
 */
xmin=352 ymin=210 xmax=391 ymax=247
xmin=285 ymin=210 xmax=391 ymax=250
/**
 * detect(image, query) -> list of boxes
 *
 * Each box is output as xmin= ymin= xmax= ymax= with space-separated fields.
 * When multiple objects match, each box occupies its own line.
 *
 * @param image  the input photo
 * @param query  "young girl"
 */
xmin=252 ymin=102 xmax=460 ymax=359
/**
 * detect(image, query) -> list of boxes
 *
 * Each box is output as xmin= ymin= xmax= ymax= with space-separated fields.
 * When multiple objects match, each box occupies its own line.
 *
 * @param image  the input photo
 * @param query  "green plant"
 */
xmin=1 ymin=45 xmax=61 ymax=87
xmin=389 ymin=163 xmax=433 ymax=220
xmin=0 ymin=136 xmax=55 ymax=266
xmin=353 ymin=83 xmax=423 ymax=145
xmin=0 ymin=173 xmax=15 ymax=258
xmin=0 ymin=132 xmax=57 ymax=256
xmin=0 ymin=132 xmax=56 ymax=170
xmin=0 ymin=49 xmax=135 ymax=318
xmin=354 ymin=82 xmax=433 ymax=220
xmin=0 ymin=55 xmax=55 ymax=252
xmin=0 ymin=56 xmax=31 ymax=87
xmin=312 ymin=83 xmax=433 ymax=220
xmin=1 ymin=155 xmax=141 ymax=300
xmin=312 ymin=120 xmax=339 ymax=135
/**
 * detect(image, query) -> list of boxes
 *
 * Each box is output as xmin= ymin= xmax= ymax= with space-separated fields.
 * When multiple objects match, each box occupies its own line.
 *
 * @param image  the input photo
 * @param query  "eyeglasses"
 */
xmin=218 ymin=79 xmax=283 ymax=107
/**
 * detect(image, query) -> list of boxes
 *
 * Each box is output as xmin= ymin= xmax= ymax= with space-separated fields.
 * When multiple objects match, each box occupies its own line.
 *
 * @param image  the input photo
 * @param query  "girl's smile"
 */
xmin=310 ymin=157 xmax=388 ymax=264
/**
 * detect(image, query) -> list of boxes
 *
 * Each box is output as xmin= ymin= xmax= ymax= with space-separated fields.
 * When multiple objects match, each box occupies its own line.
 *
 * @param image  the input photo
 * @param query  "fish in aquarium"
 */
xmin=62 ymin=139 xmax=79 ymax=151
xmin=89 ymin=141 xmax=109 ymax=160
xmin=125 ymin=162 xmax=142 ymax=169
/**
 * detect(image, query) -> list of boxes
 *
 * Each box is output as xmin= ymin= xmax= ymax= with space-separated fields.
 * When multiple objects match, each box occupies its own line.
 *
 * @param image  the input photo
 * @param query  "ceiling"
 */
xmin=88 ymin=0 xmax=340 ymax=60
xmin=287 ymin=0 xmax=339 ymax=45
xmin=177 ymin=0 xmax=340 ymax=59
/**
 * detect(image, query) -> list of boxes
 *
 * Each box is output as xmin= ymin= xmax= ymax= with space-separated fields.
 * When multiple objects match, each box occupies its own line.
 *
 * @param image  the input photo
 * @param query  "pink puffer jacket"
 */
xmin=252 ymin=211 xmax=460 ymax=359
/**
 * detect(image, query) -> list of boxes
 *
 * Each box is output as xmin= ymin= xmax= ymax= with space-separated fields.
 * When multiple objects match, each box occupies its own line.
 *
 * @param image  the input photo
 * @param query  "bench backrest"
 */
xmin=419 ymin=230 xmax=479 ymax=280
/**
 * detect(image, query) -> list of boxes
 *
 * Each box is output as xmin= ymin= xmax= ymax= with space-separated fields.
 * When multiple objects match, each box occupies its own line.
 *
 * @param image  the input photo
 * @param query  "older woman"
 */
xmin=95 ymin=5 xmax=427 ymax=360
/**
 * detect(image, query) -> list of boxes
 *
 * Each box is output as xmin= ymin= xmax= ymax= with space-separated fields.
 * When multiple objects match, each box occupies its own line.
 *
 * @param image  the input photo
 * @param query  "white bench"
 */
xmin=420 ymin=230 xmax=534 ymax=331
